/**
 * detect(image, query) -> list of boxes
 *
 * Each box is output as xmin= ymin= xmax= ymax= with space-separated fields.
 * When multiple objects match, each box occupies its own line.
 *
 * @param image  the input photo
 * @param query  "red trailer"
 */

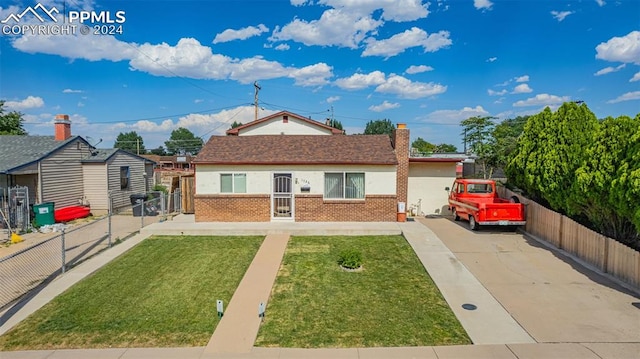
xmin=447 ymin=179 xmax=525 ymax=231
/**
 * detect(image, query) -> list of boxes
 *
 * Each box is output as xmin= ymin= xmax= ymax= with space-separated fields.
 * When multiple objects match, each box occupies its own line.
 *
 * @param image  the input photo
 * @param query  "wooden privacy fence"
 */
xmin=498 ymin=186 xmax=640 ymax=290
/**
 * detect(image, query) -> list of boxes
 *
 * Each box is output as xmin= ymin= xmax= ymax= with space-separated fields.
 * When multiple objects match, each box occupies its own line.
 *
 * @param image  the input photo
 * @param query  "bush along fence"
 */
xmin=498 ymin=186 xmax=640 ymax=291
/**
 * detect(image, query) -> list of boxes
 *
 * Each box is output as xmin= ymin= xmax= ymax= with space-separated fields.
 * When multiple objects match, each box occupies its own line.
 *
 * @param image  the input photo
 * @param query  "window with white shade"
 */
xmin=324 ymin=172 xmax=364 ymax=199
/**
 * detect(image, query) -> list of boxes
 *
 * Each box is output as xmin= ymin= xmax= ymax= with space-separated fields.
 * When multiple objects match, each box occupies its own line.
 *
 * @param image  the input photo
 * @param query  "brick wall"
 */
xmin=394 ymin=124 xmax=410 ymax=205
xmin=295 ymin=194 xmax=396 ymax=222
xmin=194 ymin=194 xmax=270 ymax=222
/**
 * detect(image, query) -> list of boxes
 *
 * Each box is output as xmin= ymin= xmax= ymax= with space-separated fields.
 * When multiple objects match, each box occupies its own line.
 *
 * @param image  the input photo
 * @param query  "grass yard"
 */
xmin=255 ymin=235 xmax=471 ymax=348
xmin=0 ymin=235 xmax=263 ymax=350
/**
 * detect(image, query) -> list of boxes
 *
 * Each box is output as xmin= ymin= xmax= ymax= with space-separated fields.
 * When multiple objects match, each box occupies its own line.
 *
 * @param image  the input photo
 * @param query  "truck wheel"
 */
xmin=510 ymin=196 xmax=520 ymax=203
xmin=469 ymin=215 xmax=479 ymax=231
xmin=452 ymin=208 xmax=460 ymax=221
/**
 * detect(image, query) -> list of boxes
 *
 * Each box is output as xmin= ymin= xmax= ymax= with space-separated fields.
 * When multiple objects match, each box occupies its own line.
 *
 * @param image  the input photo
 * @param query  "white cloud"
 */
xmin=77 ymin=102 xmax=84 ymax=107
xmin=474 ymin=0 xmax=493 ymax=10
xmin=375 ymin=74 xmax=446 ymax=99
xmin=515 ymin=75 xmax=529 ymax=82
xmin=595 ymin=0 xmax=606 ymax=6
xmin=406 ymin=65 xmax=434 ymax=74
xmin=607 ymin=91 xmax=640 ymax=104
xmin=420 ymin=105 xmax=490 ymax=124
xmin=486 ymin=57 xmax=497 ymax=62
xmin=288 ymin=62 xmax=334 ymax=86
xmin=596 ymin=31 xmax=640 ymax=65
xmin=630 ymin=72 xmax=640 ymax=82
xmin=270 ymin=8 xmax=382 ymax=49
xmin=194 ymin=99 xmax=204 ymax=104
xmin=551 ymin=10 xmax=573 ymax=22
xmin=513 ymin=94 xmax=570 ymax=107
xmin=335 ymin=71 xmax=386 ymax=90
xmin=369 ymin=100 xmax=400 ymax=112
xmin=326 ymin=96 xmax=341 ymax=103
xmin=62 ymin=88 xmax=83 ymax=93
xmin=512 ymin=83 xmax=533 ymax=94
xmin=213 ymin=24 xmax=269 ymax=44
xmin=594 ymin=64 xmax=626 ymax=76
xmin=12 ymin=33 xmax=136 ymax=62
xmin=319 ymin=0 xmax=430 ymax=22
xmin=488 ymin=89 xmax=507 ymax=96
xmin=362 ymin=28 xmax=451 ymax=58
xmin=275 ymin=43 xmax=290 ymax=51
xmin=4 ymin=96 xmax=44 ymax=111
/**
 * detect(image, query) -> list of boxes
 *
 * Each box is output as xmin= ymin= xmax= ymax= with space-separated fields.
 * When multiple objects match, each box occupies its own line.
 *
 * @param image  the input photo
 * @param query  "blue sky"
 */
xmin=1 ymin=0 xmax=639 ymax=151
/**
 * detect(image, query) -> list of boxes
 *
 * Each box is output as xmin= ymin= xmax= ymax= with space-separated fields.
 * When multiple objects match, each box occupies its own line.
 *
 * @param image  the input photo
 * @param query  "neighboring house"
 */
xmin=407 ymin=155 xmax=468 ymax=216
xmin=226 ymin=110 xmax=344 ymax=136
xmin=82 ymin=148 xmax=155 ymax=214
xmin=143 ymin=154 xmax=195 ymax=173
xmin=0 ymin=114 xmax=152 ymax=214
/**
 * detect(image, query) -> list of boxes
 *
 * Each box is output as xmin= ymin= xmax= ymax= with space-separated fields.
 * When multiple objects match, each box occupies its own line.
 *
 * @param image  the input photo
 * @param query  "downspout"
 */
xmin=37 ymin=161 xmax=43 ymax=203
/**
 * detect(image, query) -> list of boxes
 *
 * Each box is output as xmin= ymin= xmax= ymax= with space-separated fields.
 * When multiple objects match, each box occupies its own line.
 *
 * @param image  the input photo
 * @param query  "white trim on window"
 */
xmin=323 ymin=172 xmax=365 ymax=199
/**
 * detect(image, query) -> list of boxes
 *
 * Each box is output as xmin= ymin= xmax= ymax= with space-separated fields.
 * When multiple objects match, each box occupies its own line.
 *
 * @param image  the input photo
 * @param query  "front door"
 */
xmin=272 ymin=173 xmax=293 ymax=220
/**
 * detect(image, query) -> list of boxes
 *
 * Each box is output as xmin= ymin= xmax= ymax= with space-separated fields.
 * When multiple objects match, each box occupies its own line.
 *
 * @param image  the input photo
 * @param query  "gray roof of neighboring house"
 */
xmin=0 ymin=135 xmax=83 ymax=173
xmin=82 ymin=148 xmax=156 ymax=164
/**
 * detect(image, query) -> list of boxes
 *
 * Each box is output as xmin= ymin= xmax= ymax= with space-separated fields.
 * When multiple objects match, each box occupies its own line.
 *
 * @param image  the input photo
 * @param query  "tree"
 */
xmin=434 ymin=143 xmax=458 ymax=153
xmin=411 ymin=137 xmax=435 ymax=155
xmin=230 ymin=121 xmax=243 ymax=129
xmin=327 ymin=118 xmax=343 ymax=131
xmin=488 ymin=116 xmax=528 ymax=172
xmin=364 ymin=119 xmax=394 ymax=136
xmin=165 ymin=127 xmax=203 ymax=155
xmin=0 ymin=101 xmax=27 ymax=135
xmin=574 ymin=114 xmax=640 ymax=246
xmin=114 ymin=131 xmax=145 ymax=154
xmin=461 ymin=116 xmax=496 ymax=178
xmin=150 ymin=146 xmax=167 ymax=156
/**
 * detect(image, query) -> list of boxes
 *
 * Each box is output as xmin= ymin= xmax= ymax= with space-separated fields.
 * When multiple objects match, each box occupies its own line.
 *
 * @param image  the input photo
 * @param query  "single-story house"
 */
xmin=193 ymin=110 xmax=409 ymax=222
xmin=0 ymin=114 xmax=153 ymax=215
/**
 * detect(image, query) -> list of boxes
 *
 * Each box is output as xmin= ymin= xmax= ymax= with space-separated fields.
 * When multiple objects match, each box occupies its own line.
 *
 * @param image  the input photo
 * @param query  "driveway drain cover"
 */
xmin=462 ymin=303 xmax=477 ymax=310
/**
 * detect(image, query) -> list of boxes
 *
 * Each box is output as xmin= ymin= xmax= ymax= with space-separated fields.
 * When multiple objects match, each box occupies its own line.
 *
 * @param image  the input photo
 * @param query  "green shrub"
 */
xmin=337 ymin=249 xmax=362 ymax=269
xmin=152 ymin=184 xmax=168 ymax=193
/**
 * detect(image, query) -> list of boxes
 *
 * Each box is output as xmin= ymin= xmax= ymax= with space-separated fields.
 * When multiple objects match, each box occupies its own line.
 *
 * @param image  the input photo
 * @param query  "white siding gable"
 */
xmin=239 ymin=115 xmax=332 ymax=136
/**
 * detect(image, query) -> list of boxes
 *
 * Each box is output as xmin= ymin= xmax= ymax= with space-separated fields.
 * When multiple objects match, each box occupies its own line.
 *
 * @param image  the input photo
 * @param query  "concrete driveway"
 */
xmin=419 ymin=216 xmax=640 ymax=344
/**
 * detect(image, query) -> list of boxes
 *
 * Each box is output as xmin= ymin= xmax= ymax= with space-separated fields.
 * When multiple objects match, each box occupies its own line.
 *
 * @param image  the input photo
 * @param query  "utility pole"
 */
xmin=254 ymin=81 xmax=261 ymax=122
xmin=330 ymin=105 xmax=334 ymax=127
xmin=136 ymin=138 xmax=140 ymax=155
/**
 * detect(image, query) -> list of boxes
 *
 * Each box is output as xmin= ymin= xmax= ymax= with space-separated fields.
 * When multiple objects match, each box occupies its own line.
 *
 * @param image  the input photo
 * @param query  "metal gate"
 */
xmin=272 ymin=173 xmax=293 ymax=219
xmin=1 ymin=186 xmax=31 ymax=234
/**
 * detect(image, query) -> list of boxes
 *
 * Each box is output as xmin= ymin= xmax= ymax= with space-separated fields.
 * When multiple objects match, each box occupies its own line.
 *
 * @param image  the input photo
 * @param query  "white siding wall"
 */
xmin=240 ymin=116 xmax=332 ymax=136
xmin=40 ymin=139 xmax=92 ymax=207
xmin=82 ymin=163 xmax=108 ymax=211
xmin=407 ymin=162 xmax=457 ymax=215
xmin=196 ymin=164 xmax=396 ymax=195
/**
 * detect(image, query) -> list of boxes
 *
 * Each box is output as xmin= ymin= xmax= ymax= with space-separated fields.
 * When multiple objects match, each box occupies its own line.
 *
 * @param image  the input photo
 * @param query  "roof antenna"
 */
xmin=254 ymin=81 xmax=261 ymax=122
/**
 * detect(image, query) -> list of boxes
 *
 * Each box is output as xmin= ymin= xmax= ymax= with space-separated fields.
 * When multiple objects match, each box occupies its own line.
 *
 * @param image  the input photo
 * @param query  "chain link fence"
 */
xmin=0 ymin=190 xmax=182 ymax=311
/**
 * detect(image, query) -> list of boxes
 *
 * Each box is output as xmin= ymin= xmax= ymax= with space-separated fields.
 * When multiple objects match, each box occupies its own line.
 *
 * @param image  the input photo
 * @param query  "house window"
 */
xmin=283 ymin=115 xmax=288 ymax=123
xmin=324 ymin=172 xmax=365 ymax=199
xmin=120 ymin=166 xmax=130 ymax=190
xmin=221 ymin=173 xmax=247 ymax=193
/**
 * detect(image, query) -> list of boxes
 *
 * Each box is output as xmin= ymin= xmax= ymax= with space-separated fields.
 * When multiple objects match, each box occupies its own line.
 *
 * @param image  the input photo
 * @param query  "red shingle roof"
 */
xmin=195 ymin=135 xmax=397 ymax=165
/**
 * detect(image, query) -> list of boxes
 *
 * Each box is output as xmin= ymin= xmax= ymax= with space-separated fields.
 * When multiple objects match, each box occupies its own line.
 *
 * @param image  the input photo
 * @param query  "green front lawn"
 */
xmin=0 ymin=235 xmax=263 ymax=350
xmin=255 ymin=235 xmax=470 ymax=348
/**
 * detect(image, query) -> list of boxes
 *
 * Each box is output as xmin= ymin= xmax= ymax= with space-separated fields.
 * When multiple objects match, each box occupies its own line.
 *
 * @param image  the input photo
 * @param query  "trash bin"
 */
xmin=130 ymin=194 xmax=147 ymax=217
xmin=33 ymin=202 xmax=55 ymax=226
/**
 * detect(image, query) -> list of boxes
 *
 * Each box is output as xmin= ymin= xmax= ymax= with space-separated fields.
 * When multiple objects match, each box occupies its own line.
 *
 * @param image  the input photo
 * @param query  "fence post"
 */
xmin=61 ymin=229 xmax=66 ymax=274
xmin=141 ymin=198 xmax=145 ymax=229
xmin=558 ymin=215 xmax=564 ymax=249
xmin=161 ymin=192 xmax=166 ymax=216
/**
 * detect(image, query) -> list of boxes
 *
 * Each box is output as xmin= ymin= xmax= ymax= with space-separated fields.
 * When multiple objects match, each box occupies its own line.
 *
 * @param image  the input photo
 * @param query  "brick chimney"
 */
xmin=393 ymin=123 xmax=410 ymax=206
xmin=54 ymin=114 xmax=71 ymax=141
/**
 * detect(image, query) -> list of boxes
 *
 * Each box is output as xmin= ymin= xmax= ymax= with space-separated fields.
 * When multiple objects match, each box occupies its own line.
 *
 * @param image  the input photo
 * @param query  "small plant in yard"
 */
xmin=338 ymin=248 xmax=362 ymax=269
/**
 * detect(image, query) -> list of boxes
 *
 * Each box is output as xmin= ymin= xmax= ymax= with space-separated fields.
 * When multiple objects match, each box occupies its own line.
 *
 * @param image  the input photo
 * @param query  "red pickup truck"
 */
xmin=447 ymin=179 xmax=525 ymax=230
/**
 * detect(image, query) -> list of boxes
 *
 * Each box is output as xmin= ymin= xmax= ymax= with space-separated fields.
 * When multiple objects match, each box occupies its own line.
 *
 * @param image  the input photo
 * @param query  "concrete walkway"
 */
xmin=204 ymin=234 xmax=290 ymax=354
